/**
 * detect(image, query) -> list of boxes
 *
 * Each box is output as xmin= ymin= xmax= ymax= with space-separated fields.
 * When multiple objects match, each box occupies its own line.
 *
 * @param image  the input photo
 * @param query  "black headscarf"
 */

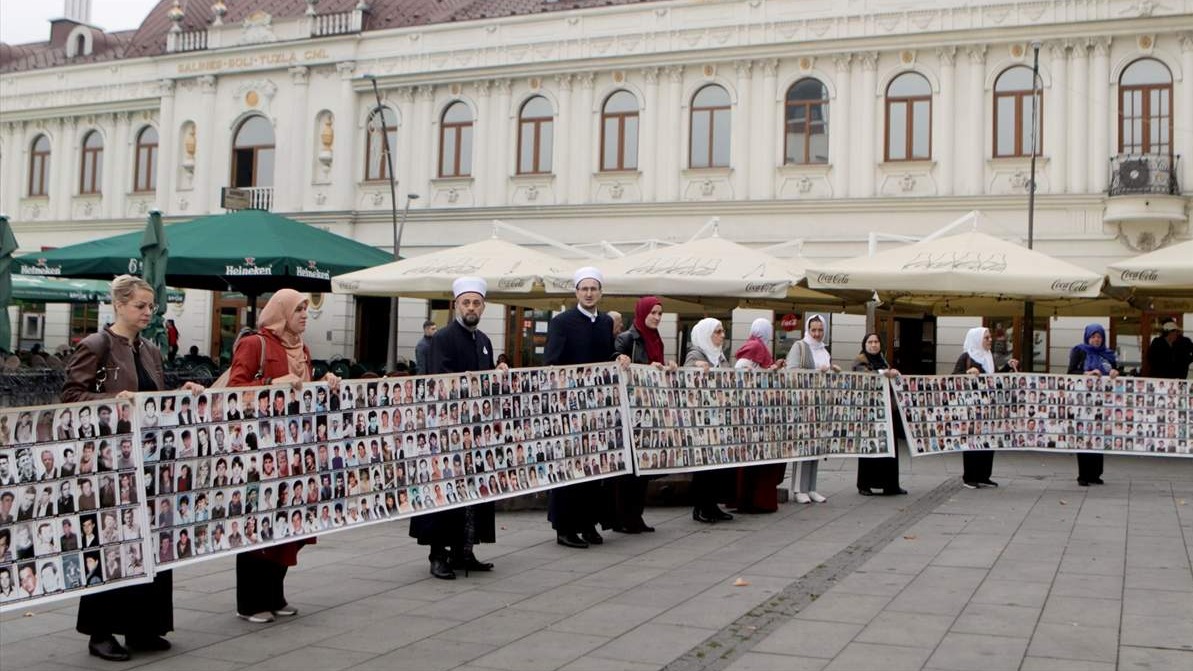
xmin=860 ymin=333 xmax=889 ymax=370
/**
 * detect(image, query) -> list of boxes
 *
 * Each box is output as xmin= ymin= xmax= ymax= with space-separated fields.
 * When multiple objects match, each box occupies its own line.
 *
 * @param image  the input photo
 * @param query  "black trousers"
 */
xmin=236 ymin=552 xmax=288 ymax=615
xmin=1077 ymin=453 xmax=1103 ymax=481
xmin=691 ymin=470 xmax=730 ymax=512
xmin=77 ymin=570 xmax=173 ymax=638
xmin=601 ymin=474 xmax=648 ymax=530
xmin=962 ymin=451 xmax=994 ymax=483
xmin=548 ymin=481 xmax=600 ymax=534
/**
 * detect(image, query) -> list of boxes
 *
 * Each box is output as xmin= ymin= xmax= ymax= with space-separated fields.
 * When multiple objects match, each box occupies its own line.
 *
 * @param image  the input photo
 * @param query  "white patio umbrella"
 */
xmin=331 ymin=236 xmax=575 ymax=299
xmin=1107 ymin=239 xmax=1193 ymax=291
xmin=599 ymin=234 xmax=844 ymax=306
xmin=806 ymin=230 xmax=1105 ymax=300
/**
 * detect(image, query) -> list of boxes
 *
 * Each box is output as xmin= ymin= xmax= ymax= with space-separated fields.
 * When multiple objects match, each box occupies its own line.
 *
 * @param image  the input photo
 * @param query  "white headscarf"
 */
xmin=690 ymin=318 xmax=725 ymax=367
xmin=963 ymin=327 xmax=996 ymax=374
xmin=802 ymin=313 xmax=832 ymax=369
xmin=749 ymin=318 xmax=773 ymax=342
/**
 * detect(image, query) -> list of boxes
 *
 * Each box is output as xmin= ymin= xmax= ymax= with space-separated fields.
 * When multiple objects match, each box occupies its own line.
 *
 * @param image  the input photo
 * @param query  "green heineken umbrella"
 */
xmin=0 ymin=215 xmax=16 ymax=353
xmin=13 ymin=210 xmax=392 ymax=324
xmin=141 ymin=210 xmax=170 ymax=350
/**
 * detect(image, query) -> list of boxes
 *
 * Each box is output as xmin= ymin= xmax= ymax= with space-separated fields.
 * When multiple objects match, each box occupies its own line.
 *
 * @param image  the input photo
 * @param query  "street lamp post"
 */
xmin=1022 ymin=41 xmax=1042 ymax=372
xmin=363 ymin=74 xmax=420 ymax=372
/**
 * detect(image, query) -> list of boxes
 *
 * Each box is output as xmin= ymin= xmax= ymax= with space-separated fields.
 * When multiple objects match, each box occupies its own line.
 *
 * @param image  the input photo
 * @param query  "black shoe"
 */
xmin=1090 ymin=478 xmax=1104 ymax=485
xmin=88 ymin=636 xmax=130 ymax=662
xmin=612 ymin=525 xmax=641 ymax=534
xmin=693 ymin=509 xmax=716 ymax=524
xmin=126 ymin=635 xmax=171 ymax=652
xmin=581 ymin=529 xmax=604 ymax=545
xmin=450 ymin=550 xmax=494 ymax=574
xmin=1078 ymin=479 xmax=1090 ymax=487
xmin=429 ymin=556 xmax=456 ymax=580
xmin=858 ymin=488 xmax=875 ymax=496
xmin=557 ymin=533 xmax=589 ymax=549
xmin=981 ymin=479 xmax=999 ymax=488
xmin=883 ymin=488 xmax=909 ymax=496
xmin=709 ymin=507 xmax=733 ymax=521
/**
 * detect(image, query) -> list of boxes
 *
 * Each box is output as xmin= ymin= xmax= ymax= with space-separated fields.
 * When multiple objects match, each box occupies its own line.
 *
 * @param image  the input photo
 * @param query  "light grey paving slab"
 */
xmin=344 ymin=638 xmax=496 ymax=671
xmin=791 ymin=592 xmax=891 ymax=625
xmin=515 ymin=585 xmax=622 ymax=615
xmin=1049 ymin=572 xmax=1124 ymax=600
xmin=1124 ymin=567 xmax=1193 ymax=592
xmin=986 ymin=559 xmax=1060 ymax=584
xmin=1122 ymin=588 xmax=1193 ymax=619
xmin=1117 ymin=645 xmax=1193 ymax=670
xmin=1120 ymin=613 xmax=1193 ymax=650
xmin=855 ymin=611 xmax=955 ymax=649
xmin=589 ymin=622 xmax=717 ymax=666
xmin=822 ymin=642 xmax=932 ymax=671
xmin=924 ymin=632 xmax=1029 ymax=671
xmin=723 ymin=652 xmax=827 ymax=671
xmin=828 ymin=570 xmax=916 ymax=598
xmin=128 ymin=654 xmax=245 ymax=671
xmin=438 ymin=608 xmax=566 ymax=647
xmin=1059 ymin=553 xmax=1126 ymax=577
xmin=407 ymin=589 xmax=525 ymax=621
xmin=315 ymin=615 xmax=461 ymax=655
xmin=549 ymin=602 xmax=665 ymax=638
xmin=950 ymin=602 xmax=1041 ymax=638
xmin=1019 ymin=658 xmax=1115 ymax=671
xmin=751 ymin=620 xmax=864 ymax=659
xmin=188 ymin=621 xmax=343 ymax=664
xmin=969 ymin=578 xmax=1052 ymax=608
xmin=239 ymin=644 xmax=376 ymax=671
xmin=470 ymin=630 xmax=609 ymax=671
xmin=1040 ymin=595 xmax=1122 ymax=629
xmin=557 ymin=655 xmax=660 ymax=671
xmin=480 ymin=568 xmax=587 ymax=596
xmin=1027 ymin=623 xmax=1119 ymax=663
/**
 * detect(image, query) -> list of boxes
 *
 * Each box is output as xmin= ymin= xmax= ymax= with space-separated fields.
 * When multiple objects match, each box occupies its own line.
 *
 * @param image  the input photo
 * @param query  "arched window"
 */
xmin=518 ymin=96 xmax=554 ymax=175
xmin=79 ymin=130 xmax=103 ymax=194
xmin=1119 ymin=58 xmax=1173 ymax=155
xmin=690 ymin=84 xmax=731 ymax=168
xmin=885 ymin=73 xmax=932 ymax=161
xmin=993 ymin=67 xmax=1042 ymax=158
xmin=439 ymin=102 xmax=473 ymax=178
xmin=601 ymin=90 xmax=639 ymax=172
xmin=28 ymin=134 xmax=50 ymax=197
xmin=365 ymin=107 xmax=398 ymax=182
xmin=134 ymin=126 xmax=158 ymax=192
xmin=231 ymin=115 xmax=275 ymax=187
xmin=784 ymin=78 xmax=829 ymax=165
xmin=74 ymin=34 xmax=86 ymax=57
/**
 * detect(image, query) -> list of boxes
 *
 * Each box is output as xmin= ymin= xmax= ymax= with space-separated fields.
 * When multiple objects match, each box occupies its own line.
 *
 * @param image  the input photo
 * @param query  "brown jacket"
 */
xmin=62 ymin=326 xmax=166 ymax=402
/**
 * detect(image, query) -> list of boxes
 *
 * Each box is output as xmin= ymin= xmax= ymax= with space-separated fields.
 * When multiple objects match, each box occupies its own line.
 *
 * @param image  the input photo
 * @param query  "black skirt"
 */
xmin=857 ymin=450 xmax=901 ymax=492
xmin=409 ymin=502 xmax=496 ymax=547
xmin=548 ymin=481 xmax=601 ymax=533
xmin=76 ymin=570 xmax=173 ymax=637
xmin=962 ymin=451 xmax=994 ymax=483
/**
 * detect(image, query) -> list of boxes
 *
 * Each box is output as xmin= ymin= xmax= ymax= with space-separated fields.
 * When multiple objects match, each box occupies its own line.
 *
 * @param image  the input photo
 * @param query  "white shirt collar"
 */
xmin=577 ymin=305 xmax=598 ymax=322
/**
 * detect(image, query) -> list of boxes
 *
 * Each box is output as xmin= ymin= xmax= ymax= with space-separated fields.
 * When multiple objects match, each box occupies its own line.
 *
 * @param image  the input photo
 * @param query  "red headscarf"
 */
xmin=634 ymin=296 xmax=665 ymax=364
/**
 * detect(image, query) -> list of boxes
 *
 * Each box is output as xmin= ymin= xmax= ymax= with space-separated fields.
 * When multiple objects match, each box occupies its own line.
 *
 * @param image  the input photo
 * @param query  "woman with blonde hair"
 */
xmin=63 ymin=275 xmax=203 ymax=662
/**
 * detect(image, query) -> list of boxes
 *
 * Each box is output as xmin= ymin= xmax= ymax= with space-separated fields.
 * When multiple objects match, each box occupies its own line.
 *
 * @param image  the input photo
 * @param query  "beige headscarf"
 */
xmin=257 ymin=289 xmax=311 ymax=381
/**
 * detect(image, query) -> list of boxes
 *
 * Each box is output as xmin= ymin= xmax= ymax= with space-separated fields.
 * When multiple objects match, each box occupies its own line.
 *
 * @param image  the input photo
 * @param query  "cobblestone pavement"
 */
xmin=2 ymin=450 xmax=1191 ymax=671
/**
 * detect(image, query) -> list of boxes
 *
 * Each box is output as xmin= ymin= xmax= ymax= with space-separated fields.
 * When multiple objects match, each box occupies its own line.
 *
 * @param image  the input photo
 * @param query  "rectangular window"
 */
xmin=888 ymin=102 xmax=908 ymax=161
xmin=135 ymin=145 xmax=157 ymax=192
xmin=459 ymin=126 xmax=473 ymax=176
xmin=711 ymin=109 xmax=731 ymax=167
xmin=623 ymin=116 xmax=639 ymax=169
xmin=911 ymin=100 xmax=930 ymax=159
xmin=690 ymin=111 xmax=711 ymax=168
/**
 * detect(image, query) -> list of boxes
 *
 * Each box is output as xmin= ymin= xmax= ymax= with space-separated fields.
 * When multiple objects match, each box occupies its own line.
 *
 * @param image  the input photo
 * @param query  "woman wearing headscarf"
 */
xmin=1068 ymin=324 xmax=1118 ymax=486
xmin=954 ymin=327 xmax=1018 ymax=488
xmin=607 ymin=296 xmax=674 ymax=533
xmin=733 ymin=318 xmax=788 ymax=513
xmin=685 ymin=318 xmax=734 ymax=523
xmin=229 ymin=289 xmax=340 ymax=623
xmin=63 ymin=275 xmax=204 ymax=662
xmin=786 ymin=314 xmax=840 ymax=504
xmin=852 ymin=333 xmax=907 ymax=496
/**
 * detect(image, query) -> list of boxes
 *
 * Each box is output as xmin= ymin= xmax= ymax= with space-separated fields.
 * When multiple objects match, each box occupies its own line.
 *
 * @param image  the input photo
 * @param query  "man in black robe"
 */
xmin=410 ymin=277 xmax=506 ymax=579
xmin=545 ymin=267 xmax=630 ymax=549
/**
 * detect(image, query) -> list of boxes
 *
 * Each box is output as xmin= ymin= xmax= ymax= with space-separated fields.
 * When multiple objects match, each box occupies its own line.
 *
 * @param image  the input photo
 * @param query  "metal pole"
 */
xmin=364 ymin=75 xmax=403 ymax=372
xmin=390 ymin=194 xmax=418 ymax=370
xmin=1022 ymin=42 xmax=1042 ymax=372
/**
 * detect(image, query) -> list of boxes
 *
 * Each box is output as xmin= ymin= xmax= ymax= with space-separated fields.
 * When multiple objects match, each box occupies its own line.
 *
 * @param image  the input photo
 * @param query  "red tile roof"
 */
xmin=2 ymin=0 xmax=666 ymax=73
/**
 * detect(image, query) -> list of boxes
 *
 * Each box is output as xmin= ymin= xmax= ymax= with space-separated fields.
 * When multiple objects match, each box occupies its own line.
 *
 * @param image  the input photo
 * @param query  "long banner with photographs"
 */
xmin=0 ymin=400 xmax=154 ymax=611
xmin=627 ymin=366 xmax=896 ymax=475
xmin=894 ymin=374 xmax=1192 ymax=457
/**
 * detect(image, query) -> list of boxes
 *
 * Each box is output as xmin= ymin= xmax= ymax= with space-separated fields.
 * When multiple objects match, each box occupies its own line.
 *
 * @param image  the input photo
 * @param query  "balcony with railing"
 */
xmin=311 ymin=9 xmax=364 ymax=37
xmin=166 ymin=29 xmax=208 ymax=53
xmin=1108 ymin=154 xmax=1181 ymax=196
xmin=1104 ymin=154 xmax=1187 ymax=251
xmin=163 ymin=8 xmax=363 ymax=53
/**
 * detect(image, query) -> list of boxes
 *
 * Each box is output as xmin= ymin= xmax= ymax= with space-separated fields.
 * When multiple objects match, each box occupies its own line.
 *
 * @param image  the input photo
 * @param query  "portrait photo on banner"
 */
xmin=0 ymin=400 xmax=152 ymax=612
xmin=627 ymin=365 xmax=896 ymax=475
xmin=137 ymin=362 xmax=633 ymax=569
xmin=894 ymin=374 xmax=1191 ymax=457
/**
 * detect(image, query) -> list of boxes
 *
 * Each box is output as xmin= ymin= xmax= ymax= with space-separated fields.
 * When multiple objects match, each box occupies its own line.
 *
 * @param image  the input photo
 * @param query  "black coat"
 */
xmin=545 ymin=308 xmax=615 ymax=365
xmin=614 ymin=327 xmax=655 ymax=365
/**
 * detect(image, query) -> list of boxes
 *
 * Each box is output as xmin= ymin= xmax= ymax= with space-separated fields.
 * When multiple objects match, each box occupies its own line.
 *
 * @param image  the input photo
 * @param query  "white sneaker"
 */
xmin=794 ymin=492 xmax=812 ymax=504
xmin=273 ymin=607 xmax=298 ymax=617
xmin=237 ymin=612 xmax=275 ymax=623
xmin=808 ymin=491 xmax=827 ymax=503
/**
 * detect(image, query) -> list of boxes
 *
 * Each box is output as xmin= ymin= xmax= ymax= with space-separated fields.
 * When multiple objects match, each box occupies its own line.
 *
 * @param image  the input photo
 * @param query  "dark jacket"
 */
xmin=952 ymin=353 xmax=1013 ymax=375
xmin=63 ymin=326 xmax=165 ymax=402
xmin=614 ymin=326 xmax=655 ymax=365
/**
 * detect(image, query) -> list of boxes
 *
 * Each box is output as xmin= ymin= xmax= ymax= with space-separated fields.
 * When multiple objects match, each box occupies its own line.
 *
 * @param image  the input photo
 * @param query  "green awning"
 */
xmin=12 ymin=276 xmax=185 ymax=303
xmin=13 ymin=210 xmax=393 ymax=294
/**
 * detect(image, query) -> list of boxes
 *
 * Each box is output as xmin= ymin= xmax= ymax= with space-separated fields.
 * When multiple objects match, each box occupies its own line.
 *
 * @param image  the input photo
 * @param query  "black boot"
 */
xmin=451 ymin=548 xmax=494 ymax=576
xmin=88 ymin=635 xmax=130 ymax=662
xmin=429 ymin=546 xmax=456 ymax=580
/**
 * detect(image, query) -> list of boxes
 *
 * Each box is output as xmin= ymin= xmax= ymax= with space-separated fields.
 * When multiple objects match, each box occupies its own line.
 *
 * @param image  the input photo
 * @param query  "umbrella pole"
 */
xmin=247 ymin=293 xmax=259 ymax=329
